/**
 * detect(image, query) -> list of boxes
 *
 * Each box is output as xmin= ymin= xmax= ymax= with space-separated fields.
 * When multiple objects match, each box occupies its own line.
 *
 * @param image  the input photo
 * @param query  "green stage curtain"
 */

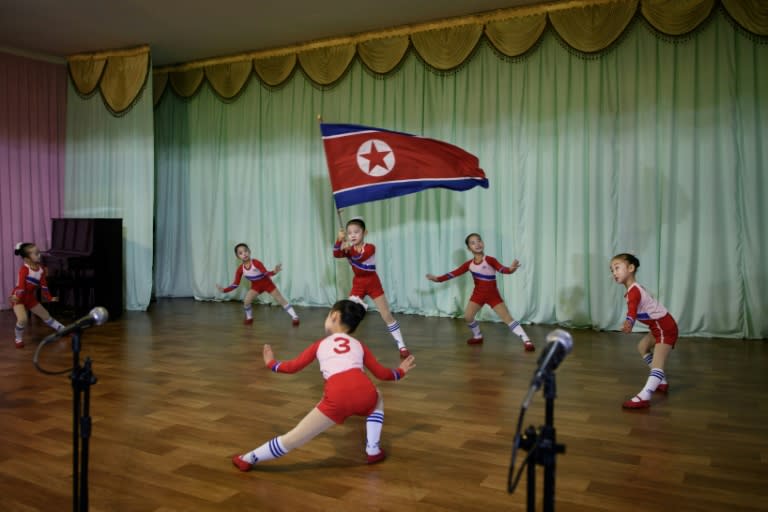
xmin=154 ymin=12 xmax=767 ymax=338
xmin=65 ymin=77 xmax=154 ymax=311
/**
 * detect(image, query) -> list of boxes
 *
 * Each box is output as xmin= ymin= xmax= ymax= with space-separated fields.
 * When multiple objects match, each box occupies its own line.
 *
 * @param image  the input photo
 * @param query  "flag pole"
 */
xmin=317 ymin=114 xmax=346 ymax=230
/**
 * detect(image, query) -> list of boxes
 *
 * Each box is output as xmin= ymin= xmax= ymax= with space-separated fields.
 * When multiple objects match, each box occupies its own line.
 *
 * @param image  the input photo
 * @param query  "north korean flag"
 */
xmin=320 ymin=123 xmax=489 ymax=209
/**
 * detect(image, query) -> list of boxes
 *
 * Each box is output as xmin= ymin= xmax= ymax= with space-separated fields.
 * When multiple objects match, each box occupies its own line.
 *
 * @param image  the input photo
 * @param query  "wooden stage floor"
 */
xmin=1 ymin=298 xmax=767 ymax=511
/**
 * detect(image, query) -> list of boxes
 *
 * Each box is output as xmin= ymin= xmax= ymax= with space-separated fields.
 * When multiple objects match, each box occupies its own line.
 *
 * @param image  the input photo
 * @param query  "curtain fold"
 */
xmin=0 ymin=52 xmax=67 ymax=311
xmin=411 ymin=25 xmax=484 ymax=70
xmin=205 ymin=61 xmax=253 ymax=99
xmin=153 ymin=0 xmax=768 ymax=100
xmin=68 ymin=46 xmax=150 ymax=115
xmin=357 ymin=36 xmax=410 ymax=74
xmin=641 ymin=0 xmax=715 ymax=36
xmin=298 ymin=44 xmax=356 ymax=86
xmin=550 ymin=0 xmax=638 ymax=52
xmin=722 ymin=0 xmax=768 ymax=36
xmin=65 ymin=75 xmax=154 ymax=311
xmin=485 ymin=14 xmax=547 ymax=57
xmin=153 ymin=11 xmax=768 ymax=338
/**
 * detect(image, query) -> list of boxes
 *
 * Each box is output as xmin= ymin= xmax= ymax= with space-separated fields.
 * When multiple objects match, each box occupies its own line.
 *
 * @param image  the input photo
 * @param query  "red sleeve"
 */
xmin=221 ymin=265 xmax=243 ymax=293
xmin=252 ymin=259 xmax=274 ymax=278
xmin=267 ymin=340 xmax=321 ymax=373
xmin=12 ymin=266 xmax=29 ymax=298
xmin=350 ymin=243 xmax=375 ymax=262
xmin=436 ymin=260 xmax=471 ymax=282
xmin=625 ymin=287 xmax=641 ymax=324
xmin=333 ymin=241 xmax=348 ymax=259
xmin=40 ymin=267 xmax=52 ymax=301
xmin=486 ymin=256 xmax=512 ymax=274
xmin=362 ymin=344 xmax=405 ymax=381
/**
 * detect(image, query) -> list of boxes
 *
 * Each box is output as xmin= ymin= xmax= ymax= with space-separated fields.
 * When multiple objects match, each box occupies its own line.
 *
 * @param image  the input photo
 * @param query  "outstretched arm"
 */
xmin=487 ymin=256 xmax=520 ymax=275
xmin=362 ymin=345 xmax=414 ymax=381
xmin=219 ymin=266 xmax=244 ymax=293
xmin=428 ymin=260 xmax=471 ymax=283
xmin=264 ymin=341 xmax=321 ymax=373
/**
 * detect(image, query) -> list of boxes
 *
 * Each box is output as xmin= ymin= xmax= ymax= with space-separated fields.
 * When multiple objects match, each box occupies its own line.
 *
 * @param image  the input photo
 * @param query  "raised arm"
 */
xmin=486 ymin=255 xmax=520 ymax=275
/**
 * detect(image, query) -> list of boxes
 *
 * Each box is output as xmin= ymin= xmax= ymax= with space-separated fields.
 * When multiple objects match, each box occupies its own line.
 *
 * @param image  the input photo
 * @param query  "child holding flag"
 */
xmin=334 ymin=218 xmax=410 ymax=358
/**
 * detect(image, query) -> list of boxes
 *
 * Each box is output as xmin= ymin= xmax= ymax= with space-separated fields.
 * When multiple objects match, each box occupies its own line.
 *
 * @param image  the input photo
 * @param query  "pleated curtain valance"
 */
xmin=68 ymin=45 xmax=150 ymax=116
xmin=88 ymin=0 xmax=762 ymax=107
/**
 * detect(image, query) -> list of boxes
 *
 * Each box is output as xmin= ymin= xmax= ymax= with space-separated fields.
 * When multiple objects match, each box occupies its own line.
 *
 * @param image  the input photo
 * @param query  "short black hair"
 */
xmin=14 ymin=243 xmax=35 ymax=258
xmin=465 ymin=233 xmax=481 ymax=247
xmin=234 ymin=243 xmax=249 ymax=255
xmin=346 ymin=218 xmax=366 ymax=232
xmin=612 ymin=253 xmax=640 ymax=270
xmin=331 ymin=299 xmax=366 ymax=334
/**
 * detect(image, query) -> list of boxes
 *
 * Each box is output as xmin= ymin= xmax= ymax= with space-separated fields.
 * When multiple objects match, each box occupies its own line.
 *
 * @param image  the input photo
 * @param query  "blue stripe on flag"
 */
xmin=333 ymin=178 xmax=488 ymax=209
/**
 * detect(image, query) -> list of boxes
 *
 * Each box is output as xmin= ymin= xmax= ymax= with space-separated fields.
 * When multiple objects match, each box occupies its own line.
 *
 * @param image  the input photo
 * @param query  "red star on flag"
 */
xmin=360 ymin=142 xmax=391 ymax=173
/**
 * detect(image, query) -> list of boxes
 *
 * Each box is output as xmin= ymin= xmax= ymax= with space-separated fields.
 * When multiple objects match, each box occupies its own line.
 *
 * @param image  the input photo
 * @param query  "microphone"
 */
xmin=42 ymin=307 xmax=109 ymax=343
xmin=521 ymin=329 xmax=573 ymax=409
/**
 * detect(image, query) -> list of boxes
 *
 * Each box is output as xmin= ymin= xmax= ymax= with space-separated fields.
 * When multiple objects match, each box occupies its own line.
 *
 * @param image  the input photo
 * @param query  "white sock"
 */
xmin=244 ymin=304 xmax=253 ymax=320
xmin=45 ymin=318 xmax=64 ymax=331
xmin=635 ymin=368 xmax=665 ymax=401
xmin=366 ymin=409 xmax=384 ymax=455
xmin=508 ymin=320 xmax=529 ymax=342
xmin=242 ymin=436 xmax=289 ymax=465
xmin=387 ymin=321 xmax=405 ymax=349
xmin=283 ymin=304 xmax=298 ymax=319
xmin=643 ymin=353 xmax=667 ymax=384
xmin=467 ymin=320 xmax=482 ymax=338
xmin=14 ymin=324 xmax=24 ymax=341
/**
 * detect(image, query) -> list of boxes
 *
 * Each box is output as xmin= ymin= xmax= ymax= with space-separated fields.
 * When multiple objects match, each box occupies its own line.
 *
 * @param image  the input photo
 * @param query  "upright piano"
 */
xmin=43 ymin=218 xmax=123 ymax=318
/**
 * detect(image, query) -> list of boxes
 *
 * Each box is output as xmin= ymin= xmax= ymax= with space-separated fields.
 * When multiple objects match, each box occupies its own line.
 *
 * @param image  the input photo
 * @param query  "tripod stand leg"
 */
xmin=526 ymin=454 xmax=536 ymax=512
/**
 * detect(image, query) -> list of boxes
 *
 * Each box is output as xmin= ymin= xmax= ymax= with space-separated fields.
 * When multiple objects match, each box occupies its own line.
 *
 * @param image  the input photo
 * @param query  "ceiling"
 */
xmin=0 ymin=0 xmax=553 ymax=66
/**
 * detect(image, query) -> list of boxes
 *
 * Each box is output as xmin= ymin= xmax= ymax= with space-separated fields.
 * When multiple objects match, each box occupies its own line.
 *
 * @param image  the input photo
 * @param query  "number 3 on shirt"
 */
xmin=333 ymin=336 xmax=351 ymax=354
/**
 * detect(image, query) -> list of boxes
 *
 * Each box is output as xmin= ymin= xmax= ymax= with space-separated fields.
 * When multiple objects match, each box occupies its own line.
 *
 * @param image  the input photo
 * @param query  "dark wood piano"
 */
xmin=43 ymin=218 xmax=123 ymax=319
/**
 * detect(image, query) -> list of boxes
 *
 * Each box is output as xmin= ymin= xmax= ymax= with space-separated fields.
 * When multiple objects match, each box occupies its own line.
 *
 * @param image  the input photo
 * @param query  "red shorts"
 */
xmin=248 ymin=277 xmax=276 ymax=294
xmin=317 ymin=369 xmax=379 ymax=424
xmin=642 ymin=313 xmax=679 ymax=347
xmin=9 ymin=294 xmax=39 ymax=309
xmin=469 ymin=287 xmax=504 ymax=308
xmin=349 ymin=273 xmax=385 ymax=300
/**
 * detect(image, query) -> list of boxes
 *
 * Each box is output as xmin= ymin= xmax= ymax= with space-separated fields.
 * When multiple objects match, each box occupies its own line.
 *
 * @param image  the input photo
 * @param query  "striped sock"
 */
xmin=14 ymin=324 xmax=24 ymax=342
xmin=387 ymin=321 xmax=405 ymax=349
xmin=467 ymin=320 xmax=482 ymax=339
xmin=636 ymin=368 xmax=665 ymax=401
xmin=643 ymin=353 xmax=667 ymax=384
xmin=44 ymin=318 xmax=64 ymax=331
xmin=283 ymin=304 xmax=298 ymax=319
xmin=243 ymin=436 xmax=288 ymax=465
xmin=243 ymin=304 xmax=253 ymax=320
xmin=508 ymin=320 xmax=530 ymax=342
xmin=366 ymin=409 xmax=385 ymax=455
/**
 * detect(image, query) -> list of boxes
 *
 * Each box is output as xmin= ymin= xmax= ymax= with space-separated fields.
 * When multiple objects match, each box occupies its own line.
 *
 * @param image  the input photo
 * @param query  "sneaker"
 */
xmin=399 ymin=347 xmax=411 ymax=359
xmin=523 ymin=341 xmax=535 ymax=352
xmin=232 ymin=454 xmax=252 ymax=472
xmin=15 ymin=339 xmax=24 ymax=349
xmin=622 ymin=396 xmax=651 ymax=409
xmin=244 ymin=318 xmax=254 ymax=325
xmin=655 ymin=383 xmax=669 ymax=393
xmin=292 ymin=318 xmax=300 ymax=327
xmin=366 ymin=449 xmax=386 ymax=465
xmin=466 ymin=337 xmax=483 ymax=345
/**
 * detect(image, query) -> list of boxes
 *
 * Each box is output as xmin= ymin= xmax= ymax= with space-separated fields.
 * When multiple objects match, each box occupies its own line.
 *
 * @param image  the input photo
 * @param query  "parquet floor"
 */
xmin=1 ymin=298 xmax=767 ymax=511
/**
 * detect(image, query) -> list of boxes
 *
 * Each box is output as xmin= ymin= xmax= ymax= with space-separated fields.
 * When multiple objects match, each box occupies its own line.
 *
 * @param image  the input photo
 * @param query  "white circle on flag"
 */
xmin=356 ymin=139 xmax=395 ymax=177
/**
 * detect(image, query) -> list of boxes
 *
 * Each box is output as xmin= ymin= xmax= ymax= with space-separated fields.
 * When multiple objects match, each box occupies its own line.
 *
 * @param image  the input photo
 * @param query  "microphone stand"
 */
xmin=517 ymin=371 xmax=566 ymax=512
xmin=70 ymin=329 xmax=97 ymax=512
